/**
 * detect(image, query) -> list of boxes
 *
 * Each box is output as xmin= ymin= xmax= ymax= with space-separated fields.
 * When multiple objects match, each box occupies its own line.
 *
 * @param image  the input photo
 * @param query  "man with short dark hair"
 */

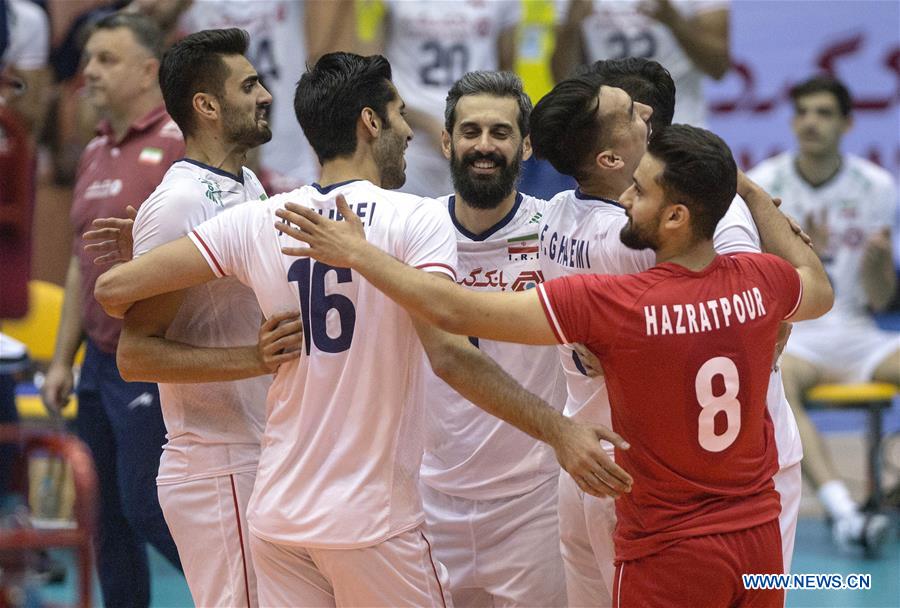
xmin=269 ymin=123 xmax=833 ymax=608
xmin=530 ymin=59 xmax=807 ymax=603
xmin=422 ymin=70 xmax=568 ymax=605
xmin=749 ymin=75 xmax=898 ymax=552
xmin=93 ymin=51 xmax=623 ymax=605
xmin=111 ymin=28 xmax=286 ymax=607
xmin=39 ymin=12 xmax=183 ymax=608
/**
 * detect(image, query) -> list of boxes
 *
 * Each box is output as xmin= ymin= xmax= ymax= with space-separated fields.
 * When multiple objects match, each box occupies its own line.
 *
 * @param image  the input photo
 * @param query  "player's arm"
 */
xmin=275 ymin=197 xmax=557 ymax=344
xmin=93 ymin=236 xmax=216 ymax=319
xmin=413 ymin=312 xmax=631 ymax=499
xmin=306 ymin=0 xmax=358 ymax=62
xmin=739 ymin=173 xmax=834 ymax=321
xmin=497 ymin=24 xmax=517 ymax=72
xmin=40 ymin=256 xmax=85 ymax=416
xmin=641 ymin=0 xmax=730 ymax=79
xmin=117 ymin=294 xmax=297 ymax=383
xmin=861 ymin=226 xmax=896 ymax=312
xmin=551 ymin=0 xmax=592 ymax=82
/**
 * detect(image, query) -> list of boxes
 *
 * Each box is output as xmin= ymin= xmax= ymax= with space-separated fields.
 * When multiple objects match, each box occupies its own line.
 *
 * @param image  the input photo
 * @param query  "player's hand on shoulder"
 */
xmin=275 ymin=195 xmax=368 ymax=267
xmin=553 ymin=417 xmax=633 ymax=499
xmin=83 ymin=205 xmax=137 ymax=266
xmin=258 ymin=311 xmax=303 ymax=373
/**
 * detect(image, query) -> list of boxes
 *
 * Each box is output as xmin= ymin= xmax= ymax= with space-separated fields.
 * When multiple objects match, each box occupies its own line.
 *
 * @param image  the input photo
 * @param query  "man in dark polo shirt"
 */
xmin=39 ymin=13 xmax=183 ymax=608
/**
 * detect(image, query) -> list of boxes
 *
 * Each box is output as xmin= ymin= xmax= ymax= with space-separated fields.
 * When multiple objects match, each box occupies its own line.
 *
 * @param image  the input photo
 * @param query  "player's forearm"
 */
xmin=428 ymin=336 xmax=569 ymax=447
xmin=665 ymin=10 xmax=730 ymax=79
xmin=551 ymin=1 xmax=590 ymax=82
xmin=861 ymin=257 xmax=897 ymax=312
xmin=349 ymin=244 xmax=476 ymax=334
xmin=117 ymin=335 xmax=268 ymax=383
xmin=742 ymin=179 xmax=834 ymax=315
xmin=50 ymin=256 xmax=86 ymax=367
xmin=95 ymin=237 xmax=214 ymax=313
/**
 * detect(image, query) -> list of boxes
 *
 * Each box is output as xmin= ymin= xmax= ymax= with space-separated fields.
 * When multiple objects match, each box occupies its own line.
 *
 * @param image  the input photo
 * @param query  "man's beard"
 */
xmin=223 ymin=104 xmax=272 ymax=149
xmin=450 ymin=145 xmax=522 ymax=210
xmin=619 ymin=213 xmax=660 ymax=251
xmin=374 ymin=127 xmax=407 ymax=190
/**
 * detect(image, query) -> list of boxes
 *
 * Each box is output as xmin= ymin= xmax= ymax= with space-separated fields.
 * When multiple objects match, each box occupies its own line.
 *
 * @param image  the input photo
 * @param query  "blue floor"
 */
xmin=32 ymin=517 xmax=899 ymax=607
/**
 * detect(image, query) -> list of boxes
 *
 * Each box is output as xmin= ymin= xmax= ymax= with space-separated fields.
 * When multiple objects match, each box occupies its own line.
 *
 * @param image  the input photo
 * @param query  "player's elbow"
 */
xmin=115 ymin=335 xmax=149 ymax=382
xmin=94 ymin=269 xmax=126 ymax=310
xmin=116 ymin=343 xmax=140 ymax=382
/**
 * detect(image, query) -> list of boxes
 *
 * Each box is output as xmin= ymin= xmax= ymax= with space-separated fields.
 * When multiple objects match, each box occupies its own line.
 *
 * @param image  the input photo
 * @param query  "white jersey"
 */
xmin=188 ymin=179 xmax=458 ymax=548
xmin=421 ymin=193 xmax=566 ymax=500
xmin=749 ymin=152 xmax=898 ymax=326
xmin=383 ymin=0 xmax=520 ymax=196
xmin=3 ymin=0 xmax=50 ymax=70
xmin=539 ymin=189 xmax=803 ymax=468
xmin=581 ymin=0 xmax=727 ymax=126
xmin=180 ymin=0 xmax=318 ymax=189
xmin=538 ymin=189 xmax=653 ymax=430
xmin=133 ymin=159 xmax=270 ymax=484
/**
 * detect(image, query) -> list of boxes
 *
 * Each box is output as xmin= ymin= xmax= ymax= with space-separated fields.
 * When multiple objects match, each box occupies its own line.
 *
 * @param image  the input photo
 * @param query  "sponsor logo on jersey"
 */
xmin=84 ymin=178 xmax=123 ymax=199
xmin=459 ymin=268 xmax=544 ymax=291
xmin=200 ymin=178 xmax=224 ymax=207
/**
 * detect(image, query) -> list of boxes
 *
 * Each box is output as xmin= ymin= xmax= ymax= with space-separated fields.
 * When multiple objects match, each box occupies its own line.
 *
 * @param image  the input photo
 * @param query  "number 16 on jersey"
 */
xmin=288 ymin=258 xmax=357 ymax=355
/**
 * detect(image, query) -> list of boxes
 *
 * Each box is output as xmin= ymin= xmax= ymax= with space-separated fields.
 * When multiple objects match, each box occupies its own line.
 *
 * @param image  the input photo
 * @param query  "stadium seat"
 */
xmin=1 ymin=280 xmax=82 ymax=418
xmin=805 ymin=382 xmax=899 ymax=512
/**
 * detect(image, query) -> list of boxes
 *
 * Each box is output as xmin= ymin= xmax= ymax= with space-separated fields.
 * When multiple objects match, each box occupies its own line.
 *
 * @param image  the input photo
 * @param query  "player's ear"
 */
xmin=522 ymin=134 xmax=534 ymax=162
xmin=595 ymin=149 xmax=622 ymax=171
xmin=666 ymin=203 xmax=690 ymax=231
xmin=193 ymin=92 xmax=219 ymax=123
xmin=360 ymin=107 xmax=381 ymax=139
xmin=441 ymin=129 xmax=452 ymax=160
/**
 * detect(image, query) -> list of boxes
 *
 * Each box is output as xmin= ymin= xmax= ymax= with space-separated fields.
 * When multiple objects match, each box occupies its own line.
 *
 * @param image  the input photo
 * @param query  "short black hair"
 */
xmin=790 ymin=75 xmax=853 ymax=117
xmin=583 ymin=58 xmax=675 ymax=133
xmin=294 ymin=52 xmax=396 ymax=164
xmin=647 ymin=124 xmax=737 ymax=241
xmin=159 ymin=28 xmax=250 ymax=137
xmin=530 ymin=73 xmax=608 ymax=180
xmin=90 ymin=12 xmax=165 ymax=60
xmin=444 ymin=71 xmax=532 ymax=136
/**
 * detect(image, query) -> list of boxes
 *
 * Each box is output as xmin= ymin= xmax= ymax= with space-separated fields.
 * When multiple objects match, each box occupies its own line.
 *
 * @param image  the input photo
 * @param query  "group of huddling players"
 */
xmin=44 ymin=12 xmax=897 ymax=608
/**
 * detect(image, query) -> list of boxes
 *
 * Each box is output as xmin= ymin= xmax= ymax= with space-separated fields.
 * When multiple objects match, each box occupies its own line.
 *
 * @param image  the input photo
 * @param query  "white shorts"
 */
xmin=774 ymin=462 xmax=802 ymax=574
xmin=249 ymin=525 xmax=453 ymax=607
xmin=557 ymin=472 xmax=616 ymax=608
xmin=421 ymin=475 xmax=566 ymax=607
xmin=158 ymin=470 xmax=257 ymax=607
xmin=785 ymin=320 xmax=899 ymax=382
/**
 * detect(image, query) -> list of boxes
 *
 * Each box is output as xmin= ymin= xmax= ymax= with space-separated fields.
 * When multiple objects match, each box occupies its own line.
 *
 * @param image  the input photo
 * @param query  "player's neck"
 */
xmin=185 ymin=135 xmax=248 ymax=178
xmin=794 ymin=152 xmax=843 ymax=187
xmin=656 ymin=240 xmax=717 ymax=272
xmin=453 ymin=191 xmax=518 ymax=236
xmin=576 ymin=172 xmax=627 ymax=202
xmin=318 ymin=155 xmax=382 ymax=189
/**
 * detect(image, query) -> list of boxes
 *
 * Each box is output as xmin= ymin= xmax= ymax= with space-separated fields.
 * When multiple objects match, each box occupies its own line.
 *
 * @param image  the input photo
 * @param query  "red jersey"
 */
xmin=70 ymin=105 xmax=183 ymax=353
xmin=538 ymin=253 xmax=802 ymax=562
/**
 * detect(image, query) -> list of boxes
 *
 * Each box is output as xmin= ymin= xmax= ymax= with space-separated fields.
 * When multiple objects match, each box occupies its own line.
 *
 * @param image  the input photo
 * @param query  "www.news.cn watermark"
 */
xmin=743 ymin=573 xmax=872 ymax=591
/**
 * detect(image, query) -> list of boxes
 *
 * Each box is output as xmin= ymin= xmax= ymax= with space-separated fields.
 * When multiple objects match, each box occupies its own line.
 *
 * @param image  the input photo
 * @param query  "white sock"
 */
xmin=818 ymin=480 xmax=859 ymax=520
